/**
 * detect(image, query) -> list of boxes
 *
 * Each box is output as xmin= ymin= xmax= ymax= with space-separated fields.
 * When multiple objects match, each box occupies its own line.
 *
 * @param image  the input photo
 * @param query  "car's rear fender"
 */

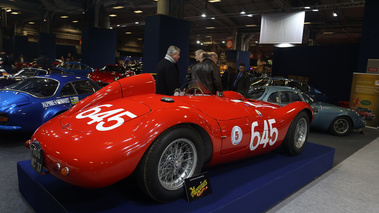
xmin=67 ymin=74 xmax=155 ymax=115
xmin=132 ymin=107 xmax=220 ymax=168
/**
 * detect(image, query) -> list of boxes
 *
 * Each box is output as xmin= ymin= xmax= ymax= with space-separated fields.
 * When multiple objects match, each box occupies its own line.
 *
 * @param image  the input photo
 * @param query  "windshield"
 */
xmin=6 ymin=77 xmax=59 ymax=97
xmin=99 ymin=66 xmax=124 ymax=73
xmin=302 ymin=93 xmax=315 ymax=104
xmin=250 ymin=78 xmax=270 ymax=88
xmin=247 ymin=88 xmax=266 ymax=99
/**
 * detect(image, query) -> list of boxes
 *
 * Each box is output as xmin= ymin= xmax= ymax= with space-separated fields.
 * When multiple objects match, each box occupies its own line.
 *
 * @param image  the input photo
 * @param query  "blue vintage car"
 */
xmin=249 ymin=77 xmax=339 ymax=105
xmin=0 ymin=74 xmax=100 ymax=132
xmin=247 ymin=86 xmax=365 ymax=136
xmin=53 ymin=61 xmax=94 ymax=77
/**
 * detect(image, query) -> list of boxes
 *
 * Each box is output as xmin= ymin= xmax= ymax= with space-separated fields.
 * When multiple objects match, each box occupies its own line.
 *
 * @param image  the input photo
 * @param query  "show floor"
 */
xmin=1 ymin=127 xmax=378 ymax=213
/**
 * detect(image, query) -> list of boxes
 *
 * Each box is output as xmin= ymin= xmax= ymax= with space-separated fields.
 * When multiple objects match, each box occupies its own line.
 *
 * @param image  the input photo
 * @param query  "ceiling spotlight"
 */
xmin=211 ymin=17 xmax=215 ymax=20
xmin=304 ymin=6 xmax=311 ymax=10
xmin=205 ymin=26 xmax=215 ymax=29
xmin=113 ymin=6 xmax=124 ymax=9
xmin=11 ymin=11 xmax=19 ymax=15
xmin=247 ymin=14 xmax=253 ymax=17
xmin=109 ymin=14 xmax=117 ymax=17
xmin=135 ymin=21 xmax=139 ymax=24
xmin=222 ymin=41 xmax=225 ymax=44
xmin=197 ymin=40 xmax=200 ymax=44
xmin=201 ymin=13 xmax=206 ymax=18
xmin=208 ymin=0 xmax=221 ymax=2
xmin=61 ymin=15 xmax=69 ymax=19
xmin=125 ymin=32 xmax=132 ymax=34
xmin=333 ymin=12 xmax=337 ymax=17
xmin=312 ymin=9 xmax=319 ymax=12
xmin=6 ymin=8 xmax=12 ymax=12
xmin=134 ymin=10 xmax=143 ymax=14
xmin=28 ymin=21 xmax=35 ymax=25
xmin=240 ymin=11 xmax=246 ymax=15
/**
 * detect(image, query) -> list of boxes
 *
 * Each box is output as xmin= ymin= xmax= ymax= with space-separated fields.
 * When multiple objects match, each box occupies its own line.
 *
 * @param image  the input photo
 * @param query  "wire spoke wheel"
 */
xmin=158 ymin=138 xmax=197 ymax=190
xmin=294 ymin=118 xmax=308 ymax=149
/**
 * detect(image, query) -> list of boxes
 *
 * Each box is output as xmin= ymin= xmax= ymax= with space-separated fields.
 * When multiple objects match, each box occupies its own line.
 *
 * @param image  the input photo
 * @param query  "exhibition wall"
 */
xmin=272 ymin=44 xmax=360 ymax=102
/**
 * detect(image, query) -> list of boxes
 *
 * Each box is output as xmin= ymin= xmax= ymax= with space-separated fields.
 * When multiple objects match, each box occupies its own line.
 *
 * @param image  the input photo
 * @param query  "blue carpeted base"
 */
xmin=18 ymin=143 xmax=334 ymax=213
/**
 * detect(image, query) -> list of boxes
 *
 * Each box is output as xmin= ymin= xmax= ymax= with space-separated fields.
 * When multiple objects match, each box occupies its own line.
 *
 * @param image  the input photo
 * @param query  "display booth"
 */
xmin=18 ymin=143 xmax=334 ymax=212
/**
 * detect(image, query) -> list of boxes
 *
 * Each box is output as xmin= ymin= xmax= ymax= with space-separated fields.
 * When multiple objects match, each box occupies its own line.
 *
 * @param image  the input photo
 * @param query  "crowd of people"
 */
xmin=155 ymin=46 xmax=252 ymax=97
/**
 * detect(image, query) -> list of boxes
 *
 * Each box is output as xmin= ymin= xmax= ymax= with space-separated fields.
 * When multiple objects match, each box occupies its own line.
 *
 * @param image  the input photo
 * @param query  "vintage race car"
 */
xmin=27 ymin=74 xmax=313 ymax=203
xmin=87 ymin=64 xmax=135 ymax=87
xmin=0 ymin=74 xmax=100 ymax=132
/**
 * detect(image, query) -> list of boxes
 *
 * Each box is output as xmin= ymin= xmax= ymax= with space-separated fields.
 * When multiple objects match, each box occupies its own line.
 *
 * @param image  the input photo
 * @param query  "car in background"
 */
xmin=0 ymin=74 xmax=100 ymax=132
xmin=26 ymin=74 xmax=313 ymax=203
xmin=54 ymin=61 xmax=94 ymax=77
xmin=355 ymin=107 xmax=376 ymax=121
xmin=88 ymin=64 xmax=135 ymax=87
xmin=248 ymin=86 xmax=365 ymax=136
xmin=0 ymin=68 xmax=66 ymax=89
xmin=15 ymin=61 xmax=39 ymax=71
xmin=249 ymin=77 xmax=339 ymax=105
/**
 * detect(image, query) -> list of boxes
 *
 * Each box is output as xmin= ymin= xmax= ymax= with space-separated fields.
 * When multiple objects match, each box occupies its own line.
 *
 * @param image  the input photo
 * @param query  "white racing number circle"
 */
xmin=231 ymin=126 xmax=243 ymax=145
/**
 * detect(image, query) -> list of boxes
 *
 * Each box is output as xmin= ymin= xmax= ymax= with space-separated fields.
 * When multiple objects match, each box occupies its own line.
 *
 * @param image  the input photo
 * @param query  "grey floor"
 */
xmin=1 ymin=127 xmax=378 ymax=213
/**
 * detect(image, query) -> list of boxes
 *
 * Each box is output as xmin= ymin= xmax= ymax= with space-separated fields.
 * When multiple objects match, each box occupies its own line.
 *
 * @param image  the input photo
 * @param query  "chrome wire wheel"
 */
xmin=333 ymin=118 xmax=349 ymax=135
xmin=158 ymin=138 xmax=198 ymax=191
xmin=294 ymin=117 xmax=308 ymax=149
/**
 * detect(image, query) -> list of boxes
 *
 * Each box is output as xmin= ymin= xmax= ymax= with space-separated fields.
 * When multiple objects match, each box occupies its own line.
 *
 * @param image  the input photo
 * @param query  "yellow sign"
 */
xmin=350 ymin=73 xmax=379 ymax=127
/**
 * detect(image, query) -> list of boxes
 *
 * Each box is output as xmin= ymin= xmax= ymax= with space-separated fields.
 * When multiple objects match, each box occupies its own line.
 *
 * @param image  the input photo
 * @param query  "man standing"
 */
xmin=156 ymin=45 xmax=181 ymax=95
xmin=190 ymin=52 xmax=222 ymax=94
xmin=233 ymin=63 xmax=250 ymax=96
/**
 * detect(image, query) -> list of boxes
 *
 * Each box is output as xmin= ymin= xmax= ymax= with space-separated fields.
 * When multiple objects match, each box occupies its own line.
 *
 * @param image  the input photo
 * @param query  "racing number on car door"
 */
xmin=250 ymin=119 xmax=278 ymax=151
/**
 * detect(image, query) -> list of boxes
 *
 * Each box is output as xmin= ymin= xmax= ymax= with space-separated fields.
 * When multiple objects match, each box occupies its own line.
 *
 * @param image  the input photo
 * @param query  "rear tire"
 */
xmin=136 ymin=126 xmax=204 ymax=203
xmin=282 ymin=111 xmax=310 ymax=156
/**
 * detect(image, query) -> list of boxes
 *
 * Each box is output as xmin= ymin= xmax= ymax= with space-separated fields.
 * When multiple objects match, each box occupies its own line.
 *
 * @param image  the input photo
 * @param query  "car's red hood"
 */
xmin=60 ymin=98 xmax=151 ymax=132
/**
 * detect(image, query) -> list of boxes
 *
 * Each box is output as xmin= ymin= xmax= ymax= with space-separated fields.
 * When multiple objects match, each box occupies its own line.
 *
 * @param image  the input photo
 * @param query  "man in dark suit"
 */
xmin=233 ymin=63 xmax=250 ymax=96
xmin=156 ymin=46 xmax=181 ymax=95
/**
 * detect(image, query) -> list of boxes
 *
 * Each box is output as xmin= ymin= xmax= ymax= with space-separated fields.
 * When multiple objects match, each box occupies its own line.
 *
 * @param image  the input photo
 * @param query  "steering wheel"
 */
xmin=184 ymin=86 xmax=205 ymax=96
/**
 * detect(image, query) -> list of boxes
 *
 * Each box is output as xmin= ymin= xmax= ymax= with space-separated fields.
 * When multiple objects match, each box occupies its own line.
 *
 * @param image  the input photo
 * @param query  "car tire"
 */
xmin=282 ymin=111 xmax=309 ymax=156
xmin=329 ymin=116 xmax=351 ymax=136
xmin=136 ymin=126 xmax=204 ymax=203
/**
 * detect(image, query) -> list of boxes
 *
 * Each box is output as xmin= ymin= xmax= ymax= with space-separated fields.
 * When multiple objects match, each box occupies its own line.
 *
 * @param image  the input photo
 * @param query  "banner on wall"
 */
xmin=349 ymin=73 xmax=379 ymax=127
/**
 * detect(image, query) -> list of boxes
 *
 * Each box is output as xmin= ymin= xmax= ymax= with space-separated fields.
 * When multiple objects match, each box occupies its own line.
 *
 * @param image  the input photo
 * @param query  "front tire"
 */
xmin=329 ymin=116 xmax=351 ymax=136
xmin=136 ymin=126 xmax=204 ymax=203
xmin=282 ymin=111 xmax=310 ymax=156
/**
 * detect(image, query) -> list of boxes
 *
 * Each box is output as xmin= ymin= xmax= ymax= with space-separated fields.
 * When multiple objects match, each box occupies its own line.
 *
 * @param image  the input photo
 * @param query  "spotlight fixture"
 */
xmin=240 ymin=11 xmax=246 ymax=15
xmin=109 ymin=14 xmax=117 ymax=17
xmin=333 ymin=12 xmax=337 ymax=17
xmin=312 ymin=9 xmax=319 ymax=12
xmin=304 ymin=6 xmax=311 ymax=9
xmin=113 ymin=6 xmax=124 ymax=9
xmin=60 ymin=15 xmax=69 ymax=19
xmin=134 ymin=10 xmax=143 ymax=14
xmin=201 ymin=13 xmax=206 ymax=18
xmin=247 ymin=14 xmax=253 ymax=17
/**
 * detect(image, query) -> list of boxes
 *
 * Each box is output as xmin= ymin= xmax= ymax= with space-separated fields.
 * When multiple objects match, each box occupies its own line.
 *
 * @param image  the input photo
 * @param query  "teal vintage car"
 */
xmin=247 ymin=86 xmax=365 ymax=136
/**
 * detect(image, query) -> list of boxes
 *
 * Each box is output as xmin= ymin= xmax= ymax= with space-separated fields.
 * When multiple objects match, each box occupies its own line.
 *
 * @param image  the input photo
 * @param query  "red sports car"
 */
xmin=87 ymin=64 xmax=135 ymax=87
xmin=26 ymin=74 xmax=313 ymax=203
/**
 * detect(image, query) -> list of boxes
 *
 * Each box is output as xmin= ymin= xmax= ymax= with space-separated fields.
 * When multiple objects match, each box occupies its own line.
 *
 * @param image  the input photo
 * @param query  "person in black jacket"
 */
xmin=156 ymin=46 xmax=181 ymax=95
xmin=189 ymin=52 xmax=222 ymax=94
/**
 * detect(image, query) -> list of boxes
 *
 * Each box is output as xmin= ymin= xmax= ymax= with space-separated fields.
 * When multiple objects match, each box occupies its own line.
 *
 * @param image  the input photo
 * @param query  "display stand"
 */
xmin=18 ymin=143 xmax=334 ymax=213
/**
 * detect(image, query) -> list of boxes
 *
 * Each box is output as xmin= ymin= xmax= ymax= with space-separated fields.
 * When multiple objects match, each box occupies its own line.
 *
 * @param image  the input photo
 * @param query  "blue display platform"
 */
xmin=18 ymin=143 xmax=335 ymax=213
